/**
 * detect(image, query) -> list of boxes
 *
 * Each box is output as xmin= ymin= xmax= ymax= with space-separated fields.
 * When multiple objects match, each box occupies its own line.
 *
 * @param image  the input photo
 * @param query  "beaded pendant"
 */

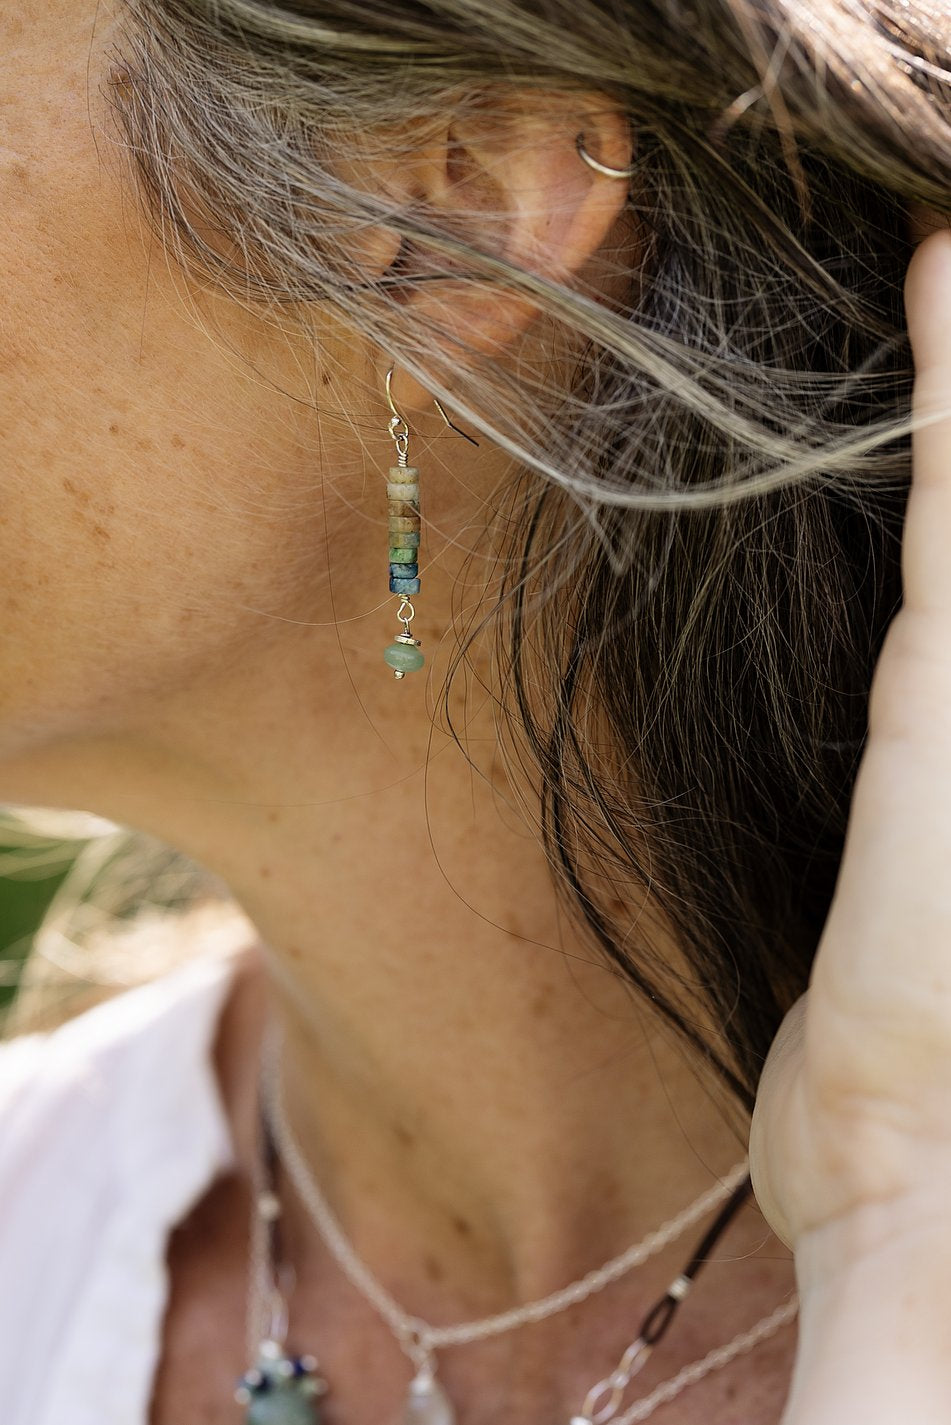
xmin=235 ymin=1338 xmax=328 ymax=1424
xmin=383 ymin=462 xmax=425 ymax=679
xmin=382 ymin=367 xmax=479 ymax=678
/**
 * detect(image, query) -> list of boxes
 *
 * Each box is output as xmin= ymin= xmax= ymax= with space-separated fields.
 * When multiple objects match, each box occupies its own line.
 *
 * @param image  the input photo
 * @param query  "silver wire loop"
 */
xmin=395 ymin=1320 xmax=435 ymax=1372
xmin=575 ymin=131 xmax=636 ymax=179
xmin=580 ymin=1339 xmax=652 ymax=1424
xmin=388 ymin=414 xmax=410 ymax=463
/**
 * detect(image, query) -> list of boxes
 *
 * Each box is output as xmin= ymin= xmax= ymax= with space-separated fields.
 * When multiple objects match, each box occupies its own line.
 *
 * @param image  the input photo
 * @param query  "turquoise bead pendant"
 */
xmin=385 ymin=631 xmax=425 ymax=678
xmin=235 ymin=1339 xmax=328 ymax=1424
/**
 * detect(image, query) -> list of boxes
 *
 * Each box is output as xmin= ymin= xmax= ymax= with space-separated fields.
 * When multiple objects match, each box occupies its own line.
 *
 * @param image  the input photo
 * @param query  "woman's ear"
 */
xmin=355 ymin=90 xmax=635 ymax=413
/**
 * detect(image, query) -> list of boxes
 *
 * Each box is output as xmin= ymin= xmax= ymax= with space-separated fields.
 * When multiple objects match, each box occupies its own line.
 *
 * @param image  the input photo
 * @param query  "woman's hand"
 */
xmin=749 ymin=224 xmax=951 ymax=1421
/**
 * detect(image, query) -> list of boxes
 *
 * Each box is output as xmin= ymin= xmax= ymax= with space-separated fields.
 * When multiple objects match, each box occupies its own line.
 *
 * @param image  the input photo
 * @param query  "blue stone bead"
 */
xmin=389 ymin=576 xmax=421 ymax=595
xmin=389 ymin=562 xmax=419 ymax=579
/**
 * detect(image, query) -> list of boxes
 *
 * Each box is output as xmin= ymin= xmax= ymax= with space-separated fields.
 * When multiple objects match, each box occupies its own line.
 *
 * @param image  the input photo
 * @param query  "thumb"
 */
xmin=748 ymin=993 xmax=808 ymax=1250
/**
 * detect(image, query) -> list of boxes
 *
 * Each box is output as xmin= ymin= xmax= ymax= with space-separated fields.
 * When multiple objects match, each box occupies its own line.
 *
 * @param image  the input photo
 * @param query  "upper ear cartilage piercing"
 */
xmin=575 ymin=131 xmax=636 ymax=179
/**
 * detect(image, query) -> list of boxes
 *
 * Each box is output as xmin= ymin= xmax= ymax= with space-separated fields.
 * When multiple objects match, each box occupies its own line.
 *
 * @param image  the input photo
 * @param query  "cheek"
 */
xmin=0 ymin=41 xmax=323 ymax=747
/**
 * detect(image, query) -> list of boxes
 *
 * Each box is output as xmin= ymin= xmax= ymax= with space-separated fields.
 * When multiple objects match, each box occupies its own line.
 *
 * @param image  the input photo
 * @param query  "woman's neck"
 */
xmin=2 ymin=554 xmax=772 ymax=1320
xmin=198 ymin=726 xmax=753 ymax=1315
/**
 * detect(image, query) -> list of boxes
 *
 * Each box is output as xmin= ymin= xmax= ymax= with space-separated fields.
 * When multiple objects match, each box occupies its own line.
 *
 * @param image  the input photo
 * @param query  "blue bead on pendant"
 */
xmin=235 ymin=1339 xmax=328 ymax=1424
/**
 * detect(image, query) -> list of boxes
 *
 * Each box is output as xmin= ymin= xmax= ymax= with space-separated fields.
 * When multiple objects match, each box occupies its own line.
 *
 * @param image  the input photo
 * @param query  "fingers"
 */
xmin=806 ymin=228 xmax=951 ymax=1046
xmin=901 ymin=227 xmax=951 ymax=617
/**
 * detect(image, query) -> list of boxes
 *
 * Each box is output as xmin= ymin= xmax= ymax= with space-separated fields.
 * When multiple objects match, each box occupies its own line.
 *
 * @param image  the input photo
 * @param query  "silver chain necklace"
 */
xmin=235 ymin=1020 xmax=798 ymax=1424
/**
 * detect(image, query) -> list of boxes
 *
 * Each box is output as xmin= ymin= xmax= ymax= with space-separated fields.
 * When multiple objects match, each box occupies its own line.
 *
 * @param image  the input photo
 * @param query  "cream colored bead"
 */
xmin=387 ymin=482 xmax=419 ymax=502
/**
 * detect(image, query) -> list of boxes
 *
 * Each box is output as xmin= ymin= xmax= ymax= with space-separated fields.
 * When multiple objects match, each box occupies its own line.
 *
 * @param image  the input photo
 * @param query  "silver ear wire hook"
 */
xmin=434 ymin=398 xmax=480 ymax=447
xmin=384 ymin=367 xmax=480 ymax=448
xmin=385 ymin=366 xmax=410 ymax=463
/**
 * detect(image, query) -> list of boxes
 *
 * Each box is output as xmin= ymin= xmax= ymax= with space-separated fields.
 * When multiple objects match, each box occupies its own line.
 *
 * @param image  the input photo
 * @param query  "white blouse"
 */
xmin=0 ymin=947 xmax=243 ymax=1425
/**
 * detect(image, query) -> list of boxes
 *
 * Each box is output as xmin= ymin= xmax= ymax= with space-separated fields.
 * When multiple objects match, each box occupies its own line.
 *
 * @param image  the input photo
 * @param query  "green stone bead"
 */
xmin=384 ymin=642 xmax=425 ymax=673
xmin=245 ymin=1387 xmax=322 ymax=1425
xmin=389 ymin=546 xmax=417 ymax=563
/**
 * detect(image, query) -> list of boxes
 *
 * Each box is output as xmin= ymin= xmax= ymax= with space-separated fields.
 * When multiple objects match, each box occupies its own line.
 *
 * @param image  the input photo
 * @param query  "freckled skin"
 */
xmin=62 ymin=478 xmax=91 ymax=507
xmin=530 ymin=987 xmax=552 ymax=1019
xmin=423 ymin=1252 xmax=445 ymax=1283
xmin=0 ymin=0 xmax=388 ymax=752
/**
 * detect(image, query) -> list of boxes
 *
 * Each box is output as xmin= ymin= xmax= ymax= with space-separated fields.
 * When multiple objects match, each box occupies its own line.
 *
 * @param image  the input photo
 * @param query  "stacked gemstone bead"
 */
xmin=388 ymin=464 xmax=421 ymax=595
xmin=235 ymin=1342 xmax=327 ymax=1424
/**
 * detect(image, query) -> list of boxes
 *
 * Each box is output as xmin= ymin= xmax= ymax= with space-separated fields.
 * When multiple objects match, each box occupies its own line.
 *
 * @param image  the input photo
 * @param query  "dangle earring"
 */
xmin=382 ymin=367 xmax=478 ymax=678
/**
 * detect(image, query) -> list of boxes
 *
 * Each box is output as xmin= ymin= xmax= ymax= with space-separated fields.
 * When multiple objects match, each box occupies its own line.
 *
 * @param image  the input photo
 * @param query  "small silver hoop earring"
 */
xmin=575 ymin=131 xmax=635 ymax=179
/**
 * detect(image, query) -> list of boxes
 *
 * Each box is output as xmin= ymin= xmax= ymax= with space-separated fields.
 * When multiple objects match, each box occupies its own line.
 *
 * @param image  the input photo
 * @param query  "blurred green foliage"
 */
xmin=0 ymin=814 xmax=233 ymax=1032
xmin=0 ymin=862 xmax=74 ymax=1018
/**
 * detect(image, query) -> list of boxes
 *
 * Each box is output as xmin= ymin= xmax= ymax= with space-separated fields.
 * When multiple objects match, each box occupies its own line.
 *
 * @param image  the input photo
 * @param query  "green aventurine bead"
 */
xmin=384 ymin=642 xmax=425 ymax=673
xmin=389 ymin=547 xmax=417 ymax=563
xmin=246 ymin=1388 xmax=322 ymax=1425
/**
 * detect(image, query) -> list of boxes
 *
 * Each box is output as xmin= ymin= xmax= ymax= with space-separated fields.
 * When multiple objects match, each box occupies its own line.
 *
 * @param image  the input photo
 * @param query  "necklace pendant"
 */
xmin=235 ymin=1339 xmax=329 ymax=1424
xmin=401 ymin=1364 xmax=456 ymax=1425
